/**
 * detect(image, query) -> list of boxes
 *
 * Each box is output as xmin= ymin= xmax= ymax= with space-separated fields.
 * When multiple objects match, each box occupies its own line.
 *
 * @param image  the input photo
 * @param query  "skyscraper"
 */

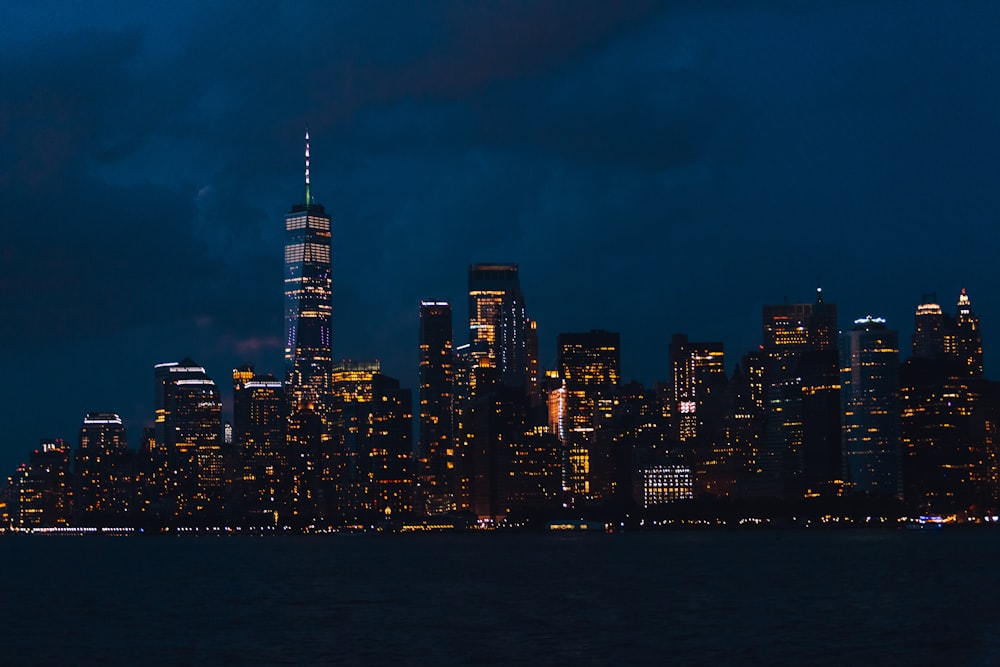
xmin=418 ymin=301 xmax=456 ymax=515
xmin=840 ymin=316 xmax=901 ymax=498
xmin=152 ymin=359 xmax=224 ymax=522
xmin=285 ymin=129 xmax=333 ymax=417
xmin=955 ymin=288 xmax=984 ymax=377
xmin=761 ymin=289 xmax=840 ymax=497
xmin=233 ymin=366 xmax=287 ymax=526
xmin=912 ymin=294 xmax=952 ymax=360
xmin=468 ymin=264 xmax=527 ymax=390
xmin=557 ymin=330 xmax=621 ymax=501
xmin=17 ymin=440 xmax=72 ymax=528
xmin=330 ymin=360 xmax=382 ymax=521
xmin=669 ymin=334 xmax=726 ymax=444
xmin=75 ymin=413 xmax=134 ymax=524
xmin=366 ymin=374 xmax=415 ymax=520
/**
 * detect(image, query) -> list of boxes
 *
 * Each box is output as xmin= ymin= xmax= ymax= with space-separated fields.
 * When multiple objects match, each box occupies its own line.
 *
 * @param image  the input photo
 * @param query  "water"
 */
xmin=2 ymin=530 xmax=999 ymax=665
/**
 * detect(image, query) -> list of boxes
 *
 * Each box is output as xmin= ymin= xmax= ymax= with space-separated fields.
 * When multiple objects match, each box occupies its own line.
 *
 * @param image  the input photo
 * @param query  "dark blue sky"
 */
xmin=3 ymin=1 xmax=999 ymax=473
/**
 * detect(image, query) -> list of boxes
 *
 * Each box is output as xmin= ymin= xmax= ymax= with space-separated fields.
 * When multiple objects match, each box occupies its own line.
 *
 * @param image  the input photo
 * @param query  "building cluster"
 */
xmin=4 ymin=136 xmax=998 ymax=530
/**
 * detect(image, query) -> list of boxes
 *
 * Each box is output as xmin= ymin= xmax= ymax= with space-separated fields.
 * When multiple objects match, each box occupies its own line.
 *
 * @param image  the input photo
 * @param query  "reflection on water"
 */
xmin=2 ymin=530 xmax=999 ymax=666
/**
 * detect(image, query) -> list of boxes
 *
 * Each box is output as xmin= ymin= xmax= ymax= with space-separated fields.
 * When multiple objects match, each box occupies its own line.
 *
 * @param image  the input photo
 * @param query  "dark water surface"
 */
xmin=2 ymin=529 xmax=999 ymax=665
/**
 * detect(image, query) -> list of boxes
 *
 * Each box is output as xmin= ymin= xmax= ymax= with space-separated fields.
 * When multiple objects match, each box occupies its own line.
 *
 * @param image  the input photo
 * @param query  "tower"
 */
xmin=840 ymin=316 xmax=901 ymax=498
xmin=557 ymin=330 xmax=621 ymax=501
xmin=669 ymin=334 xmax=727 ymax=494
xmin=467 ymin=264 xmax=527 ymax=390
xmin=761 ymin=288 xmax=840 ymax=497
xmin=285 ymin=129 xmax=333 ymax=417
xmin=153 ymin=359 xmax=224 ymax=522
xmin=955 ymin=288 xmax=984 ymax=377
xmin=669 ymin=334 xmax=726 ymax=444
xmin=418 ymin=301 xmax=456 ymax=515
xmin=912 ymin=294 xmax=952 ymax=360
xmin=233 ymin=366 xmax=287 ymax=526
xmin=75 ymin=413 xmax=134 ymax=524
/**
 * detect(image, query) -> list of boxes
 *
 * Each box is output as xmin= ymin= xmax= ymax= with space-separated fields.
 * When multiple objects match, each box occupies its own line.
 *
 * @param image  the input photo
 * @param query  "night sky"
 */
xmin=3 ymin=2 xmax=1000 ymax=473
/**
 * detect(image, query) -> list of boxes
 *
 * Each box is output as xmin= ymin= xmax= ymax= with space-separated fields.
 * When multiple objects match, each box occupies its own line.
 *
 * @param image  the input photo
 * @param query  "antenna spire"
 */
xmin=304 ymin=126 xmax=311 ymax=207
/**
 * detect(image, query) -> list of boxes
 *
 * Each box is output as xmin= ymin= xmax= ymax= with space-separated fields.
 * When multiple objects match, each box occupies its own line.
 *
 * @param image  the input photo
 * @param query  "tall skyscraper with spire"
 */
xmin=284 ymin=129 xmax=333 ymax=417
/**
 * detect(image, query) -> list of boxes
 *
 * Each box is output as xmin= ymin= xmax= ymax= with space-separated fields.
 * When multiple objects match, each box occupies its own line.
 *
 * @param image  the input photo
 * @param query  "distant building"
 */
xmin=912 ymin=294 xmax=952 ymax=361
xmin=640 ymin=465 xmax=694 ymax=507
xmin=468 ymin=264 xmax=528 ymax=389
xmin=285 ymin=129 xmax=333 ymax=418
xmin=233 ymin=366 xmax=287 ymax=526
xmin=558 ymin=330 xmax=621 ymax=501
xmin=760 ymin=289 xmax=840 ymax=498
xmin=367 ymin=374 xmax=414 ymax=519
xmin=75 ymin=413 xmax=134 ymax=524
xmin=418 ymin=301 xmax=457 ymax=515
xmin=669 ymin=334 xmax=727 ymax=494
xmin=840 ymin=316 xmax=901 ymax=498
xmin=901 ymin=290 xmax=994 ymax=510
xmin=17 ymin=439 xmax=72 ymax=528
xmin=330 ymin=360 xmax=382 ymax=521
xmin=151 ymin=359 xmax=224 ymax=523
xmin=955 ymin=289 xmax=984 ymax=377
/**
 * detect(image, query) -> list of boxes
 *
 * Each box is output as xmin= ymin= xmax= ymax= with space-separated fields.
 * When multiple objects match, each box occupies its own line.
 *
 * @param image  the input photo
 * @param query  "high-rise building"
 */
xmin=75 ymin=413 xmax=134 ymax=524
xmin=366 ymin=374 xmax=415 ymax=520
xmin=721 ymin=360 xmax=765 ymax=492
xmin=16 ymin=439 xmax=72 ymax=528
xmin=233 ymin=366 xmax=287 ymax=526
xmin=955 ymin=288 xmax=984 ymax=377
xmin=526 ymin=318 xmax=542 ymax=405
xmin=152 ymin=359 xmax=224 ymax=522
xmin=594 ymin=381 xmax=670 ymax=507
xmin=417 ymin=301 xmax=456 ymax=515
xmin=669 ymin=334 xmax=726 ymax=444
xmin=901 ymin=290 xmax=993 ymax=510
xmin=840 ymin=316 xmax=901 ymax=498
xmin=669 ymin=334 xmax=728 ymax=496
xmin=468 ymin=264 xmax=527 ymax=389
xmin=557 ymin=330 xmax=621 ymax=501
xmin=330 ymin=360 xmax=382 ymax=521
xmin=285 ymin=129 xmax=333 ymax=417
xmin=761 ymin=289 xmax=840 ymax=497
xmin=912 ymin=294 xmax=953 ymax=360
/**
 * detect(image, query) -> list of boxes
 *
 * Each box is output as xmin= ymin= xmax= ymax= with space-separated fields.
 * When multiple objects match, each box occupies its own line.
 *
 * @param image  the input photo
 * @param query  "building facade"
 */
xmin=285 ymin=129 xmax=333 ymax=417
xmin=840 ymin=316 xmax=901 ymax=498
xmin=418 ymin=301 xmax=457 ymax=515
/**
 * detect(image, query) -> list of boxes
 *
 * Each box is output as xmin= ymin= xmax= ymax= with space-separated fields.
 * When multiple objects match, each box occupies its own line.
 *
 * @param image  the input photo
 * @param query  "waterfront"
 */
xmin=2 ymin=529 xmax=999 ymax=665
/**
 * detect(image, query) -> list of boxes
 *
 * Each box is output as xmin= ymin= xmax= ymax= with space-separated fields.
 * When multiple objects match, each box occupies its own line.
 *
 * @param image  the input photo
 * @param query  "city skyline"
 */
xmin=4 ymin=2 xmax=1000 ymax=475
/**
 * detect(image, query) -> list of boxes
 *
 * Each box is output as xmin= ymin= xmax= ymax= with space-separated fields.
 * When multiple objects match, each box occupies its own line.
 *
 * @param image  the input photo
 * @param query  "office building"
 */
xmin=233 ymin=366 xmax=287 ymax=526
xmin=955 ymin=289 xmax=984 ymax=377
xmin=761 ymin=289 xmax=840 ymax=497
xmin=840 ymin=316 xmax=901 ymax=498
xmin=285 ymin=129 xmax=333 ymax=417
xmin=418 ymin=301 xmax=456 ymax=515
xmin=468 ymin=263 xmax=527 ymax=389
xmin=75 ymin=413 xmax=134 ymax=524
xmin=152 ymin=359 xmax=224 ymax=522
xmin=557 ymin=330 xmax=621 ymax=501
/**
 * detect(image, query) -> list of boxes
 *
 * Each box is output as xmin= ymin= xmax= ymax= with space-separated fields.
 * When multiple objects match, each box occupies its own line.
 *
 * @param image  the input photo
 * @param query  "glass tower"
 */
xmin=840 ymin=316 xmax=901 ymax=498
xmin=285 ymin=129 xmax=333 ymax=416
xmin=467 ymin=263 xmax=527 ymax=390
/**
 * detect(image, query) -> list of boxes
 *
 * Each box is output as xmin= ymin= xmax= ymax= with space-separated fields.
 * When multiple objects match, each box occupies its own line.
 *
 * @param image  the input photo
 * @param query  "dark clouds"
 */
xmin=3 ymin=2 xmax=1000 ymax=472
